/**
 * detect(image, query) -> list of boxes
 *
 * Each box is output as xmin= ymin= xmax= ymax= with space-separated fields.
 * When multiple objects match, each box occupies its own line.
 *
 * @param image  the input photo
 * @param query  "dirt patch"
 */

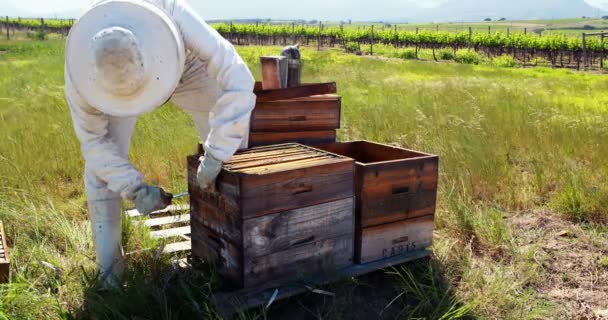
xmin=510 ymin=211 xmax=608 ymax=319
xmin=0 ymin=49 xmax=7 ymax=55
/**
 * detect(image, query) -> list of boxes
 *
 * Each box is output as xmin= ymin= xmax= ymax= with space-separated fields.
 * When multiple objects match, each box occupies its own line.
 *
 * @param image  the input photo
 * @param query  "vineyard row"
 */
xmin=2 ymin=19 xmax=606 ymax=69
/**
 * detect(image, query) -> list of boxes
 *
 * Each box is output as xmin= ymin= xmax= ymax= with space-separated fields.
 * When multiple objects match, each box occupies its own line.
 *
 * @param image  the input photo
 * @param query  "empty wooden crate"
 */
xmin=312 ymin=141 xmax=439 ymax=264
xmin=249 ymin=95 xmax=341 ymax=147
xmin=188 ymin=144 xmax=355 ymax=289
xmin=0 ymin=222 xmax=9 ymax=283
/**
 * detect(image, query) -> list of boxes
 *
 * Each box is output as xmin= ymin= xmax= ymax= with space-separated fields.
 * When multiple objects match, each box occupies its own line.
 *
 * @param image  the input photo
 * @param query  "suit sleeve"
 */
xmin=172 ymin=0 xmax=256 ymax=162
xmin=65 ymin=70 xmax=145 ymax=200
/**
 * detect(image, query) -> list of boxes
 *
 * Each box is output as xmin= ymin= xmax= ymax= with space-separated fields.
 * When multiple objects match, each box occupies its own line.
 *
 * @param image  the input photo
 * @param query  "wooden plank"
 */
xmin=192 ymin=226 xmax=243 ymax=288
xmin=248 ymin=130 xmax=336 ymax=147
xmin=243 ymin=233 xmax=354 ymax=288
xmin=213 ymin=249 xmax=431 ymax=315
xmin=150 ymin=226 xmax=191 ymax=239
xmin=163 ymin=241 xmax=191 ymax=254
xmin=356 ymin=215 xmax=434 ymax=264
xmin=239 ymin=160 xmax=354 ymax=219
xmin=254 ymin=83 xmax=337 ymax=102
xmin=125 ymin=204 xmax=190 ymax=218
xmin=260 ymin=56 xmax=287 ymax=90
xmin=0 ymin=221 xmax=9 ymax=283
xmin=243 ymin=198 xmax=354 ymax=257
xmin=251 ymin=97 xmax=341 ymax=132
xmin=190 ymin=191 xmax=243 ymax=245
xmin=144 ymin=214 xmax=190 ymax=228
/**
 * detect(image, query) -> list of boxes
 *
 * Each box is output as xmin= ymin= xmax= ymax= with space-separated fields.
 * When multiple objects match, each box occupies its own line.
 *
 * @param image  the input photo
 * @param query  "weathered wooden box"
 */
xmin=0 ymin=221 xmax=9 ymax=283
xmin=188 ymin=144 xmax=355 ymax=289
xmin=249 ymin=95 xmax=341 ymax=147
xmin=312 ymin=141 xmax=438 ymax=264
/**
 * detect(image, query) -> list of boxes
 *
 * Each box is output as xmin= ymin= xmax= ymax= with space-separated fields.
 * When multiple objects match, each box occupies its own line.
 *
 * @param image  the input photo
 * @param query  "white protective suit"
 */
xmin=65 ymin=0 xmax=256 ymax=286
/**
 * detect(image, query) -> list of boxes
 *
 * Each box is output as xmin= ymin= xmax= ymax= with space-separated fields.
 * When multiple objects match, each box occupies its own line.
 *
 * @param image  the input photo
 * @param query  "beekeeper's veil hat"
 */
xmin=66 ymin=0 xmax=185 ymax=116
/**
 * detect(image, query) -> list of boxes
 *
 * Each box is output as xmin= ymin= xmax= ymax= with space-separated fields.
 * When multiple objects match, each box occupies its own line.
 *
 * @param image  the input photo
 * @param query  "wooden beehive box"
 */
xmin=313 ymin=141 xmax=438 ymax=264
xmin=250 ymin=82 xmax=341 ymax=147
xmin=188 ymin=144 xmax=355 ymax=289
xmin=0 ymin=221 xmax=9 ymax=283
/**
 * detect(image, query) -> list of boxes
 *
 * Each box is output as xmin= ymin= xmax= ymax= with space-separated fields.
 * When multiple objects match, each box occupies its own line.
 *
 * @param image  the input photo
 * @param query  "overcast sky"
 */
xmin=4 ymin=0 xmax=608 ymax=20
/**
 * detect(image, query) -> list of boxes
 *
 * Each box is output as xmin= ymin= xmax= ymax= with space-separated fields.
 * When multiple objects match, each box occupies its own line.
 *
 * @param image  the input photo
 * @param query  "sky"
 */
xmin=4 ymin=0 xmax=608 ymax=20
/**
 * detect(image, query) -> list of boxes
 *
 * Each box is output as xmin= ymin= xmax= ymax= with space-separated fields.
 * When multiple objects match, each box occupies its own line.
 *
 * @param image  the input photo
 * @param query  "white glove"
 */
xmin=197 ymin=154 xmax=223 ymax=192
xmin=133 ymin=185 xmax=173 ymax=215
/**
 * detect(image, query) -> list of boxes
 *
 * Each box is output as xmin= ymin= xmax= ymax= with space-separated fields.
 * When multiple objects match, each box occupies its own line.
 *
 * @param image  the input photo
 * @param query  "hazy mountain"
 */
xmin=194 ymin=0 xmax=606 ymax=22
xmin=410 ymin=0 xmax=606 ymax=22
xmin=2 ymin=0 xmax=606 ymax=22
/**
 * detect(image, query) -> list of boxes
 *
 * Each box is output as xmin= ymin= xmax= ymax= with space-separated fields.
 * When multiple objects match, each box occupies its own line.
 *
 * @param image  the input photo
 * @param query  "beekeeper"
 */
xmin=64 ymin=0 xmax=256 ymax=288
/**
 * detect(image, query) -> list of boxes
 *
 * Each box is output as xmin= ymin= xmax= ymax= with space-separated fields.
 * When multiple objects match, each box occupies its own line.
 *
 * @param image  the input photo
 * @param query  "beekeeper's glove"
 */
xmin=133 ymin=185 xmax=173 ymax=215
xmin=197 ymin=154 xmax=223 ymax=192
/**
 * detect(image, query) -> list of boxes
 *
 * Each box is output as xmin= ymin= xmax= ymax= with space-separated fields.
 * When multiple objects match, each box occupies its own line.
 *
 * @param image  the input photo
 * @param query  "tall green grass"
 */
xmin=1 ymin=40 xmax=607 ymax=319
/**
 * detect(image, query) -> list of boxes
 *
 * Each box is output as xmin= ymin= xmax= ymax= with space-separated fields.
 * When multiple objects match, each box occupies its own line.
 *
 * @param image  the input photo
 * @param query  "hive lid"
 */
xmin=224 ymin=143 xmax=351 ymax=175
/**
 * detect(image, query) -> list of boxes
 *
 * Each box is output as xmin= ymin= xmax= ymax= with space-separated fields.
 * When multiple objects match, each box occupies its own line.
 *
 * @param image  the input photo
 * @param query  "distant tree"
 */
xmin=583 ymin=25 xmax=596 ymax=30
xmin=602 ymin=16 xmax=608 ymax=20
xmin=348 ymin=19 xmax=352 ymax=24
xmin=484 ymin=18 xmax=492 ymax=22
xmin=582 ymin=16 xmax=587 ymax=19
xmin=309 ymin=19 xmax=318 ymax=25
xmin=499 ymin=17 xmax=506 ymax=21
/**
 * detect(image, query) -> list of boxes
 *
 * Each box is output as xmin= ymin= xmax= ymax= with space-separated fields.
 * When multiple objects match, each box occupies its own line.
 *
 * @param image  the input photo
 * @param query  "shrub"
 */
xmin=492 ymin=55 xmax=519 ymax=68
xmin=26 ymin=31 xmax=47 ymax=41
xmin=345 ymin=42 xmax=360 ymax=53
xmin=438 ymin=49 xmax=455 ymax=60
xmin=455 ymin=50 xmax=481 ymax=65
xmin=398 ymin=49 xmax=418 ymax=60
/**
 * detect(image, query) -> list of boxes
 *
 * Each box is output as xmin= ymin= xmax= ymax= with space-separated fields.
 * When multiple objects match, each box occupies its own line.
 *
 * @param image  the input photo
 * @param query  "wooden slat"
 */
xmin=248 ymin=130 xmax=336 ymax=148
xmin=213 ymin=249 xmax=431 ymax=316
xmin=228 ymin=148 xmax=306 ymax=162
xmin=163 ymin=241 xmax=191 ymax=254
xmin=150 ymin=226 xmax=191 ymax=239
xmin=0 ymin=221 xmax=9 ymax=283
xmin=224 ymin=152 xmax=327 ymax=171
xmin=254 ymin=82 xmax=337 ymax=102
xmin=243 ymin=233 xmax=354 ymax=288
xmin=144 ymin=214 xmax=190 ymax=228
xmin=357 ymin=215 xmax=434 ymax=264
xmin=243 ymin=198 xmax=354 ymax=257
xmin=228 ymin=150 xmax=312 ymax=165
xmin=125 ymin=204 xmax=190 ymax=218
xmin=191 ymin=226 xmax=244 ymax=288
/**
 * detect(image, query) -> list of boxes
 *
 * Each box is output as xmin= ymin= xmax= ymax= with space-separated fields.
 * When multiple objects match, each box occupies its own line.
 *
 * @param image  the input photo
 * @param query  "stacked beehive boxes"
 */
xmin=312 ymin=141 xmax=438 ymax=263
xmin=189 ymin=77 xmax=439 ymax=291
xmin=249 ymin=87 xmax=341 ymax=147
xmin=188 ymin=144 xmax=355 ymax=289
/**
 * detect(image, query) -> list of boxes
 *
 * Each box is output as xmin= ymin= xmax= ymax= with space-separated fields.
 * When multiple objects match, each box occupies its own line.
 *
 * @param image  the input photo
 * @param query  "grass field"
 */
xmin=0 ymin=40 xmax=607 ymax=319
